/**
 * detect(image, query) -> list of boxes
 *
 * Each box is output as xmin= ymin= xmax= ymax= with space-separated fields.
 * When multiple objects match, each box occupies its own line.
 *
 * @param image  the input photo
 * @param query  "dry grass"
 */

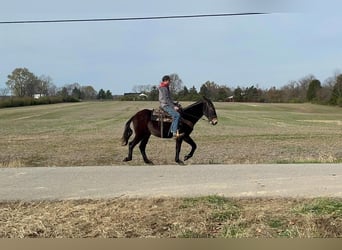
xmin=0 ymin=101 xmax=341 ymax=167
xmin=1 ymin=196 xmax=341 ymax=238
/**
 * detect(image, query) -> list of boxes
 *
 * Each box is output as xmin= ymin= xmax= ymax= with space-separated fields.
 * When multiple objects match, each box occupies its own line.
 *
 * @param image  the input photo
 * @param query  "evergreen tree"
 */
xmin=97 ymin=89 xmax=106 ymax=99
xmin=330 ymin=74 xmax=342 ymax=106
xmin=307 ymin=79 xmax=321 ymax=102
xmin=71 ymin=87 xmax=82 ymax=99
xmin=105 ymin=90 xmax=113 ymax=99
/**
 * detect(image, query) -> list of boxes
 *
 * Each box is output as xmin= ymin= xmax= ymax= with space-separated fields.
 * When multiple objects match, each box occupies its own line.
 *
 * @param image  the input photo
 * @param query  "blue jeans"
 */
xmin=162 ymin=105 xmax=180 ymax=134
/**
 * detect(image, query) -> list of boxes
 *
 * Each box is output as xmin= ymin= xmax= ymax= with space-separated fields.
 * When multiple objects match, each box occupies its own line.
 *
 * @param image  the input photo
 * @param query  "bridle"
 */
xmin=181 ymin=99 xmax=217 ymax=124
xmin=202 ymin=99 xmax=217 ymax=125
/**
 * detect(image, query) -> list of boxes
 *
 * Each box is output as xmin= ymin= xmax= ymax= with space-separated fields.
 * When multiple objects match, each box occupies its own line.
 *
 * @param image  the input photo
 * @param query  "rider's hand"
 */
xmin=174 ymin=106 xmax=179 ymax=111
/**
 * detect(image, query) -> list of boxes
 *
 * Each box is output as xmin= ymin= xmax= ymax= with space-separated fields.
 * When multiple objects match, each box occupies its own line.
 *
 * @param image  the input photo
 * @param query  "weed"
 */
xmin=278 ymin=228 xmax=299 ymax=238
xmin=181 ymin=195 xmax=223 ymax=208
xmin=211 ymin=210 xmax=236 ymax=222
xmin=205 ymin=195 xmax=228 ymax=206
xmin=222 ymin=223 xmax=247 ymax=238
xmin=296 ymin=199 xmax=342 ymax=216
xmin=268 ymin=218 xmax=284 ymax=228
xmin=179 ymin=230 xmax=209 ymax=238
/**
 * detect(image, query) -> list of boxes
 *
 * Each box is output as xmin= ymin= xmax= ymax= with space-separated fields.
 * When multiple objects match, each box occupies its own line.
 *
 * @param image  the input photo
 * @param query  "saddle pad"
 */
xmin=151 ymin=108 xmax=173 ymax=122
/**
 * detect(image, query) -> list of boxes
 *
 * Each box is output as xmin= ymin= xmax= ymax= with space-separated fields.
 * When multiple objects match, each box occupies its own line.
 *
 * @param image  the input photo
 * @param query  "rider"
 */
xmin=158 ymin=75 xmax=183 ymax=138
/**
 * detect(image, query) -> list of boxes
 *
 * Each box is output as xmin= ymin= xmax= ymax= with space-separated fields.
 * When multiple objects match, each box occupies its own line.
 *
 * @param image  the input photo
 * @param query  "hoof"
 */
xmin=184 ymin=155 xmax=192 ymax=161
xmin=144 ymin=160 xmax=154 ymax=165
xmin=123 ymin=157 xmax=131 ymax=162
xmin=176 ymin=160 xmax=185 ymax=165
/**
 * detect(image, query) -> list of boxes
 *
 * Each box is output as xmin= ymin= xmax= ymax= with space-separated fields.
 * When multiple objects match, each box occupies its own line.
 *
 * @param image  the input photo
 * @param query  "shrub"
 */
xmin=0 ymin=96 xmax=79 ymax=108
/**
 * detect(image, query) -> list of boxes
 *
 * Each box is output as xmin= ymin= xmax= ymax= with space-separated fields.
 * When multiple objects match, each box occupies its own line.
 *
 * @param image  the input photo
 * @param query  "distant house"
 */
xmin=34 ymin=94 xmax=45 ymax=99
xmin=139 ymin=93 xmax=148 ymax=99
xmin=226 ymin=96 xmax=234 ymax=102
xmin=123 ymin=92 xmax=148 ymax=100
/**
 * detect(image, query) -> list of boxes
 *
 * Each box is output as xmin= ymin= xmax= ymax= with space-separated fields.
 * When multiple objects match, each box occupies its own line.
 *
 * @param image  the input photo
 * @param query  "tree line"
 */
xmin=2 ymin=68 xmax=342 ymax=107
xmin=126 ymin=73 xmax=342 ymax=106
xmin=1 ymin=68 xmax=114 ymax=107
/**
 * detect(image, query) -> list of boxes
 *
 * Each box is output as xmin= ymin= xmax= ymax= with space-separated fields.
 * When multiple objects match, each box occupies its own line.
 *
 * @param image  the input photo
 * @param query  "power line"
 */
xmin=0 ymin=12 xmax=269 ymax=24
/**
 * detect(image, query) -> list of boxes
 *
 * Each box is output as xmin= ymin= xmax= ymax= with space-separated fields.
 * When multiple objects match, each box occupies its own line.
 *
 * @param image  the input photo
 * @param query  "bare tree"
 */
xmin=81 ymin=86 xmax=97 ymax=99
xmin=132 ymin=84 xmax=154 ymax=93
xmin=169 ymin=73 xmax=184 ymax=94
xmin=0 ymin=86 xmax=9 ymax=96
xmin=38 ymin=75 xmax=55 ymax=96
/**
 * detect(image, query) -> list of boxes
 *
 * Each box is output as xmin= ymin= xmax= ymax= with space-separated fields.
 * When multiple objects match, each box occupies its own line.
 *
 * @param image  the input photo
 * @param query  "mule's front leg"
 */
xmin=183 ymin=136 xmax=197 ymax=161
xmin=175 ymin=139 xmax=184 ymax=165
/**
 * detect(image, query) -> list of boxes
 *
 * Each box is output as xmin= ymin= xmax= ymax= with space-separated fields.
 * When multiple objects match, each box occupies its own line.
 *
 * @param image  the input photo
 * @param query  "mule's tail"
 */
xmin=121 ymin=116 xmax=134 ymax=146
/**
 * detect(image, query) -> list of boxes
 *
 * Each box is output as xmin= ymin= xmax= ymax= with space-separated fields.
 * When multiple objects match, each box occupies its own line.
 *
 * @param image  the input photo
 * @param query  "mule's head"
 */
xmin=202 ymin=96 xmax=218 ymax=125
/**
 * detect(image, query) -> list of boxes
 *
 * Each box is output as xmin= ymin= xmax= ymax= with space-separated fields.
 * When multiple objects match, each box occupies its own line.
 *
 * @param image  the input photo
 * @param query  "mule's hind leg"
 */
xmin=183 ymin=136 xmax=197 ymax=161
xmin=139 ymin=134 xmax=153 ymax=164
xmin=123 ymin=135 xmax=143 ymax=162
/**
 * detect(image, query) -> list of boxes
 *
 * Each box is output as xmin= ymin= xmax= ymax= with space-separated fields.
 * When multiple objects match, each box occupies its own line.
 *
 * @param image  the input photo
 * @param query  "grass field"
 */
xmin=1 ymin=101 xmax=342 ymax=238
xmin=1 ymin=101 xmax=341 ymax=167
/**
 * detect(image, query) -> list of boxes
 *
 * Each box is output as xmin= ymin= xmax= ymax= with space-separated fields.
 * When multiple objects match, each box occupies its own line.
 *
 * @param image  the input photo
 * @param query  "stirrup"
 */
xmin=174 ymin=130 xmax=184 ymax=139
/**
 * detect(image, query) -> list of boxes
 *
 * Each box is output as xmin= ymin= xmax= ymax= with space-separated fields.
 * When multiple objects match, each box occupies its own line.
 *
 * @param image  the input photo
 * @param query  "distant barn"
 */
xmin=123 ymin=92 xmax=148 ymax=100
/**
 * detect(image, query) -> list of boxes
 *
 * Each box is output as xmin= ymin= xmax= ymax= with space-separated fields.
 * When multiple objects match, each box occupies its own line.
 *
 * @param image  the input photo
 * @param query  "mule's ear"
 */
xmin=202 ymin=96 xmax=210 ymax=102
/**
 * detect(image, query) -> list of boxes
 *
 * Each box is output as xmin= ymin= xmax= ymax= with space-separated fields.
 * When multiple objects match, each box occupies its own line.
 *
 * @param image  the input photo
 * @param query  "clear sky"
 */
xmin=1 ymin=0 xmax=341 ymax=95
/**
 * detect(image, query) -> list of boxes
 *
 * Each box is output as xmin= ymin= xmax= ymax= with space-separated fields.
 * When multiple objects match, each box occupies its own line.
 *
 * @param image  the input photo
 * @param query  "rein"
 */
xmin=181 ymin=111 xmax=207 ymax=121
xmin=181 ymin=101 xmax=212 ymax=122
xmin=181 ymin=111 xmax=202 ymax=120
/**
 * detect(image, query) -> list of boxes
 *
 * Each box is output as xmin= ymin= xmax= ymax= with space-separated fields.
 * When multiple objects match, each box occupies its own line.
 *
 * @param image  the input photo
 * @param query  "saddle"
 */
xmin=151 ymin=107 xmax=194 ymax=132
xmin=151 ymin=108 xmax=173 ymax=138
xmin=151 ymin=108 xmax=173 ymax=123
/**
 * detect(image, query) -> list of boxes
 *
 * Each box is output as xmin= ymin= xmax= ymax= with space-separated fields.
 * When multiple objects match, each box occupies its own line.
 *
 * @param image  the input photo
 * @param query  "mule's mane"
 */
xmin=183 ymin=99 xmax=204 ymax=111
xmin=181 ymin=97 xmax=216 ymax=122
xmin=181 ymin=99 xmax=206 ymax=123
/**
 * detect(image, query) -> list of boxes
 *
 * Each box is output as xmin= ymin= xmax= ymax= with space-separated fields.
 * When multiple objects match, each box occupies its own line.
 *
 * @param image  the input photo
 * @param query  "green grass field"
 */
xmin=1 ymin=101 xmax=342 ymax=238
xmin=1 ymin=101 xmax=341 ymax=167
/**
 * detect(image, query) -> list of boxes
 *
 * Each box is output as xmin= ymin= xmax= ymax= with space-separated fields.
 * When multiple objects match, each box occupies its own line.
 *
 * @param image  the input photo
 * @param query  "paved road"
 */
xmin=0 ymin=164 xmax=341 ymax=201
